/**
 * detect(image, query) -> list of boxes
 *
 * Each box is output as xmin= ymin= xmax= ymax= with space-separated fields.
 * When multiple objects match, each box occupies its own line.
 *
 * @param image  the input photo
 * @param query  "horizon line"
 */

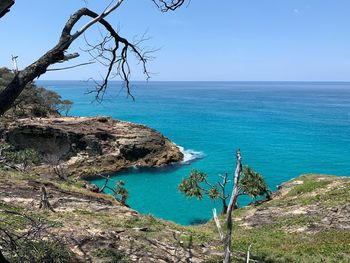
xmin=36 ymin=80 xmax=350 ymax=83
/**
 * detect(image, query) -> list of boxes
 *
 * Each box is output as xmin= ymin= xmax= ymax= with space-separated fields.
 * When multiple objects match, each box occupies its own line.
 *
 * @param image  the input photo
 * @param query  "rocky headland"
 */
xmin=0 ymin=116 xmax=183 ymax=178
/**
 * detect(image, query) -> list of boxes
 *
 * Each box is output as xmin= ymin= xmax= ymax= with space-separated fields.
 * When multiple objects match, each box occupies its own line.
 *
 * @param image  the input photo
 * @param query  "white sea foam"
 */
xmin=177 ymin=146 xmax=205 ymax=164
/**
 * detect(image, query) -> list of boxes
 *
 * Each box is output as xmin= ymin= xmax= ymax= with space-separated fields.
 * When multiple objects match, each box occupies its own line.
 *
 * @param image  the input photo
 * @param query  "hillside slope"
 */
xmin=0 ymin=171 xmax=349 ymax=262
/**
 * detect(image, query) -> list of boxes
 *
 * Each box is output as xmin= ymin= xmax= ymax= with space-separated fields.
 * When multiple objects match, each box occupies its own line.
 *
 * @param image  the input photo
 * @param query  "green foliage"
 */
xmin=0 ymin=202 xmax=78 ymax=263
xmin=0 ymin=67 xmax=73 ymax=118
xmin=58 ymin=99 xmax=73 ymax=116
xmin=287 ymin=179 xmax=331 ymax=197
xmin=7 ymin=240 xmax=79 ymax=263
xmin=178 ymin=169 xmax=208 ymax=199
xmin=207 ymin=185 xmax=220 ymax=200
xmin=115 ymin=180 xmax=129 ymax=204
xmin=93 ymin=248 xmax=129 ymax=262
xmin=239 ymin=165 xmax=270 ymax=199
xmin=179 ymin=166 xmax=270 ymax=209
xmin=2 ymin=146 xmax=41 ymax=171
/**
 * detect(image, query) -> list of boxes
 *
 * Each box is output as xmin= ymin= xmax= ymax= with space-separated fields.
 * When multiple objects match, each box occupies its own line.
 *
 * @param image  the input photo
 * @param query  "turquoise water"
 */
xmin=39 ymin=81 xmax=350 ymax=225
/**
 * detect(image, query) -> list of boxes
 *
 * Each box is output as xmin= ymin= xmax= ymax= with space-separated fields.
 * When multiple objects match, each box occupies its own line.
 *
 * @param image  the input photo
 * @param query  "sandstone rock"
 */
xmin=2 ymin=116 xmax=183 ymax=177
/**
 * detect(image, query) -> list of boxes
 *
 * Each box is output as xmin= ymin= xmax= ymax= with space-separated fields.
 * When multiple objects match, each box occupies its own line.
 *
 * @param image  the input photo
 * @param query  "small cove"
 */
xmin=40 ymin=81 xmax=350 ymax=225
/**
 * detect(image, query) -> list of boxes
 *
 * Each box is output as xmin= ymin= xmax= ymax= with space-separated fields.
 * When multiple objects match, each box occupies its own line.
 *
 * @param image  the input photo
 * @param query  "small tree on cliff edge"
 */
xmin=178 ymin=165 xmax=270 ymax=214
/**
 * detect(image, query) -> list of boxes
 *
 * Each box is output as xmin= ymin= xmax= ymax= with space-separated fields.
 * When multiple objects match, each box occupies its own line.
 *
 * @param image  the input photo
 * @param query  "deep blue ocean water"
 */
xmin=38 ymin=81 xmax=350 ymax=225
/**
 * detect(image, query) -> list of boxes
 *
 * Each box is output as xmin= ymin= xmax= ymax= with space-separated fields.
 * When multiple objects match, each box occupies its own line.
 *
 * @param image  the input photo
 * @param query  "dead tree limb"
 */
xmin=0 ymin=0 xmax=187 ymax=116
xmin=0 ymin=0 xmax=14 ymax=18
xmin=39 ymin=186 xmax=55 ymax=212
xmin=99 ymin=175 xmax=110 ymax=192
xmin=223 ymin=149 xmax=242 ymax=263
xmin=152 ymin=0 xmax=186 ymax=12
xmin=246 ymin=244 xmax=252 ymax=263
xmin=0 ymin=0 xmax=140 ymax=115
xmin=212 ymin=208 xmax=224 ymax=241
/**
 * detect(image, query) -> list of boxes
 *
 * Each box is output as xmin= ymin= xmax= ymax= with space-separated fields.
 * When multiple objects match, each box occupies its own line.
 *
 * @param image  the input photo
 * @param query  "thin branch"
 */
xmin=47 ymin=61 xmax=96 ymax=71
xmin=71 ymin=0 xmax=126 ymax=41
xmin=152 ymin=0 xmax=186 ymax=12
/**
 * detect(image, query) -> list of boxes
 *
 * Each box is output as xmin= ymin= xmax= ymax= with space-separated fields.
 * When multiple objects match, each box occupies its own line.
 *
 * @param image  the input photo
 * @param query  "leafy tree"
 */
xmin=179 ymin=166 xmax=270 ymax=214
xmin=179 ymin=170 xmax=229 ymax=214
xmin=114 ymin=180 xmax=129 ymax=205
xmin=3 ymin=147 xmax=41 ymax=172
xmin=238 ymin=165 xmax=271 ymax=200
xmin=99 ymin=176 xmax=129 ymax=205
xmin=0 ymin=67 xmax=73 ymax=118
xmin=58 ymin=100 xmax=73 ymax=116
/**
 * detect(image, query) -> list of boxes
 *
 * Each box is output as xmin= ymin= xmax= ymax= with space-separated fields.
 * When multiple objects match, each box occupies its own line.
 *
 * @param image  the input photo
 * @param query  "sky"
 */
xmin=1 ymin=0 xmax=350 ymax=81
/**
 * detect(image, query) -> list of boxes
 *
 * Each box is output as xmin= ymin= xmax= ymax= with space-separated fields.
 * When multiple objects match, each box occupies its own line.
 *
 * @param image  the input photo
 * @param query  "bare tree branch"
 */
xmin=0 ymin=0 xmax=186 ymax=116
xmin=0 ymin=2 xmax=143 ymax=115
xmin=47 ymin=61 xmax=96 ymax=71
xmin=152 ymin=0 xmax=186 ymax=12
xmin=0 ymin=0 xmax=14 ymax=18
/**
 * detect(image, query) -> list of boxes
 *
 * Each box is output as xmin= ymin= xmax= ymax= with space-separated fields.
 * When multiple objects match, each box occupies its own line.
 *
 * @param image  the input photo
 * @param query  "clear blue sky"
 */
xmin=1 ymin=0 xmax=350 ymax=81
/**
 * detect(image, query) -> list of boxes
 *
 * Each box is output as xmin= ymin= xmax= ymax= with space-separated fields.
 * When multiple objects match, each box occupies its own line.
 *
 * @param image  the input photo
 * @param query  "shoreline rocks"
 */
xmin=1 ymin=116 xmax=184 ymax=178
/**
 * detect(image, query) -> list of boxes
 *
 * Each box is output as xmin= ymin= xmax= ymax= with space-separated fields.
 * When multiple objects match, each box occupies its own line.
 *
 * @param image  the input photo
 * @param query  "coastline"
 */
xmin=1 ymin=116 xmax=184 ymax=179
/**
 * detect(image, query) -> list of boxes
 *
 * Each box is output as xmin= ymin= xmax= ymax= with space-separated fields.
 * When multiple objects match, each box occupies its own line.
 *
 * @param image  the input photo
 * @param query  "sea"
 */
xmin=38 ymin=81 xmax=350 ymax=225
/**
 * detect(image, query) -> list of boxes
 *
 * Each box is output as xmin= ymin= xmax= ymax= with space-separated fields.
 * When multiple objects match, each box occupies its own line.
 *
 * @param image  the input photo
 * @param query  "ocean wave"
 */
xmin=177 ymin=146 xmax=205 ymax=164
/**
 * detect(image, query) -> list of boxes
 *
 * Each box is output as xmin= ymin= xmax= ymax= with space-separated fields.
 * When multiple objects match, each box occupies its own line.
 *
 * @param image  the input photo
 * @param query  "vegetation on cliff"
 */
xmin=0 ymin=67 xmax=72 ymax=119
xmin=179 ymin=166 xmax=270 ymax=215
xmin=0 ymin=166 xmax=349 ymax=262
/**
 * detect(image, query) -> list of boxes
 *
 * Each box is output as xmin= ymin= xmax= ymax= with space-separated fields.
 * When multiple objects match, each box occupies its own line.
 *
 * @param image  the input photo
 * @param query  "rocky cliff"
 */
xmin=1 ymin=116 xmax=183 ymax=177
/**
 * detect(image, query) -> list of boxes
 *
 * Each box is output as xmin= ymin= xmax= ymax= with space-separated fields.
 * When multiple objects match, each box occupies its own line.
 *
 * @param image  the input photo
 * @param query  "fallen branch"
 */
xmin=212 ymin=208 xmax=224 ymax=241
xmin=246 ymin=244 xmax=252 ymax=263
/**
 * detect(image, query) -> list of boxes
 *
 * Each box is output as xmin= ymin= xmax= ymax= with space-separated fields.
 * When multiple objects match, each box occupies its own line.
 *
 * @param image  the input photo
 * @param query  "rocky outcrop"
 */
xmin=2 ymin=116 xmax=183 ymax=177
xmin=0 ymin=170 xmax=214 ymax=263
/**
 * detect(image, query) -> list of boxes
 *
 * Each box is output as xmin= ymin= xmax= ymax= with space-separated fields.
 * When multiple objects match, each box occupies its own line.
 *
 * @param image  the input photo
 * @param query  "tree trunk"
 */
xmin=221 ymin=200 xmax=228 ymax=215
xmin=0 ymin=0 xmax=14 ymax=18
xmin=223 ymin=149 xmax=242 ymax=263
xmin=0 ymin=47 xmax=66 ymax=115
xmin=39 ymin=186 xmax=55 ymax=212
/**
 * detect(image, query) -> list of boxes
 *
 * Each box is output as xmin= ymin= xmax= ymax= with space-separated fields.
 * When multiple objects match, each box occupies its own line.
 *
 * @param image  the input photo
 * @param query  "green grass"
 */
xmin=0 ymin=201 xmax=78 ymax=263
xmin=287 ymin=178 xmax=332 ymax=197
xmin=193 ymin=174 xmax=350 ymax=262
xmin=93 ymin=248 xmax=130 ymax=263
xmin=231 ymin=226 xmax=350 ymax=263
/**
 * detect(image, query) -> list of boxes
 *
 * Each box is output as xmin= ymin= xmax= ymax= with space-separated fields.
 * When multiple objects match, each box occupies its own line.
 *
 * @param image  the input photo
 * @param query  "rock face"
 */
xmin=2 ymin=117 xmax=183 ymax=177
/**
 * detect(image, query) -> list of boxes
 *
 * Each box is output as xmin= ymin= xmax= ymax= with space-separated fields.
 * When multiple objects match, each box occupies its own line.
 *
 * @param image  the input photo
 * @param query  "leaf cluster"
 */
xmin=239 ymin=166 xmax=270 ymax=199
xmin=1 ymin=145 xmax=41 ymax=171
xmin=114 ymin=180 xmax=129 ymax=204
xmin=178 ymin=169 xmax=219 ymax=200
xmin=179 ymin=166 xmax=270 ymax=205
